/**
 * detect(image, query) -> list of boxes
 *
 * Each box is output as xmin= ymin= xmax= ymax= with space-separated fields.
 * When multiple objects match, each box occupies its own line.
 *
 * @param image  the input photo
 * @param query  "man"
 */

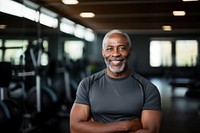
xmin=70 ymin=29 xmax=162 ymax=133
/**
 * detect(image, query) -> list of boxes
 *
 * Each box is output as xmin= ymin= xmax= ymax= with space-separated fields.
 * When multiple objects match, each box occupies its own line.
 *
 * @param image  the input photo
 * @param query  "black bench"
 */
xmin=169 ymin=78 xmax=197 ymax=98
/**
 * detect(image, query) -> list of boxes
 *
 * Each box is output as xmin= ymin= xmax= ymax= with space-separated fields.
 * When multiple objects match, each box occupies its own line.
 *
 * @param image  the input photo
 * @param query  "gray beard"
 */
xmin=104 ymin=58 xmax=126 ymax=73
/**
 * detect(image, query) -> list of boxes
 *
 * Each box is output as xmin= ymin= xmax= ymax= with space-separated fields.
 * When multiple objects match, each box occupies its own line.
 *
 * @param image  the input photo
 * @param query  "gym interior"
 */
xmin=0 ymin=0 xmax=200 ymax=133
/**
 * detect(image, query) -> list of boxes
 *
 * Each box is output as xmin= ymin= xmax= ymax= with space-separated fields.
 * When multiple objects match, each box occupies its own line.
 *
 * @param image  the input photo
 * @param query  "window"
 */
xmin=150 ymin=41 xmax=172 ymax=67
xmin=150 ymin=39 xmax=198 ymax=67
xmin=176 ymin=40 xmax=198 ymax=67
xmin=0 ymin=39 xmax=48 ymax=65
xmin=32 ymin=39 xmax=49 ymax=52
xmin=64 ymin=40 xmax=84 ymax=61
xmin=40 ymin=40 xmax=49 ymax=66
xmin=30 ymin=39 xmax=49 ymax=66
xmin=4 ymin=40 xmax=28 ymax=65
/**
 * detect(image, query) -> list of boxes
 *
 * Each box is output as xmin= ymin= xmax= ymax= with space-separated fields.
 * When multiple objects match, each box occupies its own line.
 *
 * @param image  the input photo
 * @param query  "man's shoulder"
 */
xmin=90 ymin=69 xmax=106 ymax=78
xmin=82 ymin=69 xmax=106 ymax=84
xmin=130 ymin=71 xmax=152 ymax=85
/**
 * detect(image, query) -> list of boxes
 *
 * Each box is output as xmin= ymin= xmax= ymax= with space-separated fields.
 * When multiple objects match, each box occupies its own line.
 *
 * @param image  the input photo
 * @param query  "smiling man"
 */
xmin=70 ymin=29 xmax=162 ymax=133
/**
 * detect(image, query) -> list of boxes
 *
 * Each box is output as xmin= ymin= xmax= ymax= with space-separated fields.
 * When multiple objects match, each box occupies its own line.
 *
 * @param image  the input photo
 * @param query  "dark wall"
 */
xmin=93 ymin=32 xmax=200 ymax=77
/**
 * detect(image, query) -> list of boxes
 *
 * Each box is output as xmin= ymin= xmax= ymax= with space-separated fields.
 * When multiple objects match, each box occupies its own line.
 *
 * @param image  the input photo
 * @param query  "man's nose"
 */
xmin=112 ymin=48 xmax=120 ymax=56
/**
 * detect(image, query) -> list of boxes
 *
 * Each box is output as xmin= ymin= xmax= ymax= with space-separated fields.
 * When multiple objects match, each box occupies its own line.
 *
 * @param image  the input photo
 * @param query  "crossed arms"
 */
xmin=70 ymin=103 xmax=162 ymax=133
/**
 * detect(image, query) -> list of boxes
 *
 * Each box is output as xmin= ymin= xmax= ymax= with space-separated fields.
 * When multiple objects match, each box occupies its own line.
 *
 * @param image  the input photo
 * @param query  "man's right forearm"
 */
xmin=70 ymin=118 xmax=142 ymax=133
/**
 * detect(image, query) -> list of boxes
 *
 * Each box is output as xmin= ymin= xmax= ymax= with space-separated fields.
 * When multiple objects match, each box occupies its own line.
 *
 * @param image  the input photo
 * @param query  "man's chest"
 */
xmin=89 ymin=79 xmax=144 ymax=115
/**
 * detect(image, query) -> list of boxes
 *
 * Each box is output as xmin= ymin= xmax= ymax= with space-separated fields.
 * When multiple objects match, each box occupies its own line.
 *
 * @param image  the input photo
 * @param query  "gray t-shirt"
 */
xmin=74 ymin=69 xmax=161 ymax=123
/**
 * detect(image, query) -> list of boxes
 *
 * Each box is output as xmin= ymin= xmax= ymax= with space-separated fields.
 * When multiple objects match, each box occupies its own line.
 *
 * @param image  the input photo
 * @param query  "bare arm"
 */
xmin=70 ymin=103 xmax=142 ymax=133
xmin=133 ymin=110 xmax=162 ymax=133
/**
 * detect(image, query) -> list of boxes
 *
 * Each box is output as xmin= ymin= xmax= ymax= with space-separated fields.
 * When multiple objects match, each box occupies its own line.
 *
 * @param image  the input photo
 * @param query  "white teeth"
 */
xmin=111 ymin=60 xmax=121 ymax=65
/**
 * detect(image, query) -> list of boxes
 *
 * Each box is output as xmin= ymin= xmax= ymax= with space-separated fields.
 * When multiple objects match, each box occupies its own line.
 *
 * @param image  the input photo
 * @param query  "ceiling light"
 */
xmin=182 ymin=0 xmax=199 ymax=2
xmin=60 ymin=18 xmax=75 ymax=35
xmin=80 ymin=12 xmax=95 ymax=18
xmin=173 ymin=11 xmax=186 ymax=16
xmin=62 ymin=0 xmax=79 ymax=5
xmin=162 ymin=25 xmax=172 ymax=31
xmin=0 ymin=24 xmax=7 ymax=29
xmin=84 ymin=28 xmax=95 ymax=42
xmin=23 ymin=6 xmax=37 ymax=21
xmin=0 ymin=0 xmax=23 ymax=17
xmin=39 ymin=13 xmax=58 ymax=28
xmin=74 ymin=24 xmax=85 ymax=39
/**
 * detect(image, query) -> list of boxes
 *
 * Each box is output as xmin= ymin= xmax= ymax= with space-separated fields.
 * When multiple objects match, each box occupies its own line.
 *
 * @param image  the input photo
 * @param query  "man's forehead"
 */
xmin=106 ymin=34 xmax=128 ymax=44
xmin=108 ymin=33 xmax=126 ymax=38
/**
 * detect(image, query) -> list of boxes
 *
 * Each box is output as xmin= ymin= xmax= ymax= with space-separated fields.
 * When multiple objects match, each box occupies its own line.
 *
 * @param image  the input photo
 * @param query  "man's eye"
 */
xmin=119 ymin=47 xmax=126 ymax=51
xmin=106 ymin=47 xmax=113 ymax=51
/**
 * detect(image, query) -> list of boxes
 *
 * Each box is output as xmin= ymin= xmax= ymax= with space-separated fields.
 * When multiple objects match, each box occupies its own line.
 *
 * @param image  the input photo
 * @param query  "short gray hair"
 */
xmin=102 ymin=29 xmax=132 ymax=49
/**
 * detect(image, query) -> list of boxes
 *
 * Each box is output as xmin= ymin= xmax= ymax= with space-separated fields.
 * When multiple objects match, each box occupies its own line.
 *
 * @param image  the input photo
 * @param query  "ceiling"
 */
xmin=0 ymin=0 xmax=200 ymax=35
xmin=30 ymin=0 xmax=200 ymax=34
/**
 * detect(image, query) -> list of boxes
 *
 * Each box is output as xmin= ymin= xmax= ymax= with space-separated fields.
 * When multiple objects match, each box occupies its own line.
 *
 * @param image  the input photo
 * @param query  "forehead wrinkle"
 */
xmin=105 ymin=34 xmax=129 ymax=48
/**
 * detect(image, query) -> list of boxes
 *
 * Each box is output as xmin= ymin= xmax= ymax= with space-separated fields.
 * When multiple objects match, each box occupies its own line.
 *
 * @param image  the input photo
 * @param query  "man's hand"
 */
xmin=124 ymin=118 xmax=142 ymax=132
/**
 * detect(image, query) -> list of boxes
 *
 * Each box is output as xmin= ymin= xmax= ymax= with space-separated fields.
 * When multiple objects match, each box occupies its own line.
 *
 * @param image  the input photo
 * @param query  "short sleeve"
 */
xmin=74 ymin=78 xmax=90 ymax=105
xmin=143 ymin=83 xmax=162 ymax=111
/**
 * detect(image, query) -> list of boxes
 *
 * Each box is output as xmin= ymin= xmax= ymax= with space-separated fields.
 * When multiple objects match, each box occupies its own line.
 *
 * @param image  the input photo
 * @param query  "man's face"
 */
xmin=102 ymin=33 xmax=131 ymax=74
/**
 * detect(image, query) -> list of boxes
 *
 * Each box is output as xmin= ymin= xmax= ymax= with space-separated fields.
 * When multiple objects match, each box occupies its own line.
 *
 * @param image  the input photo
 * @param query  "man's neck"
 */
xmin=106 ymin=67 xmax=130 ymax=79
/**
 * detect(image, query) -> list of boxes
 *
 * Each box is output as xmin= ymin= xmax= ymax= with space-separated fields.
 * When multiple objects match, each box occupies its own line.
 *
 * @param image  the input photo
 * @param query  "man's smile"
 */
xmin=110 ymin=60 xmax=123 ymax=66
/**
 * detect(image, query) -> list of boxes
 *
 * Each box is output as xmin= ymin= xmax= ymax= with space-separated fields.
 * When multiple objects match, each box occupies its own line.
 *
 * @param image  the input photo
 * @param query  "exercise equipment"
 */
xmin=17 ymin=41 xmax=61 ymax=129
xmin=0 ymin=62 xmax=23 ymax=133
xmin=25 ymin=85 xmax=59 ymax=114
xmin=0 ymin=99 xmax=23 ymax=132
xmin=54 ymin=55 xmax=78 ymax=108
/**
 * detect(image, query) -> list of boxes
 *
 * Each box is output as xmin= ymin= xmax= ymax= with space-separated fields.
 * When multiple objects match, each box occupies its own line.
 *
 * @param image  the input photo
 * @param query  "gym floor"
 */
xmin=151 ymin=77 xmax=200 ymax=133
xmin=29 ymin=77 xmax=200 ymax=133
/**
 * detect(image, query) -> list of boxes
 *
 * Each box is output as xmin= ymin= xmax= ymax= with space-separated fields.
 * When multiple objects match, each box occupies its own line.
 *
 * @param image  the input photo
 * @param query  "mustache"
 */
xmin=109 ymin=57 xmax=125 ymax=61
